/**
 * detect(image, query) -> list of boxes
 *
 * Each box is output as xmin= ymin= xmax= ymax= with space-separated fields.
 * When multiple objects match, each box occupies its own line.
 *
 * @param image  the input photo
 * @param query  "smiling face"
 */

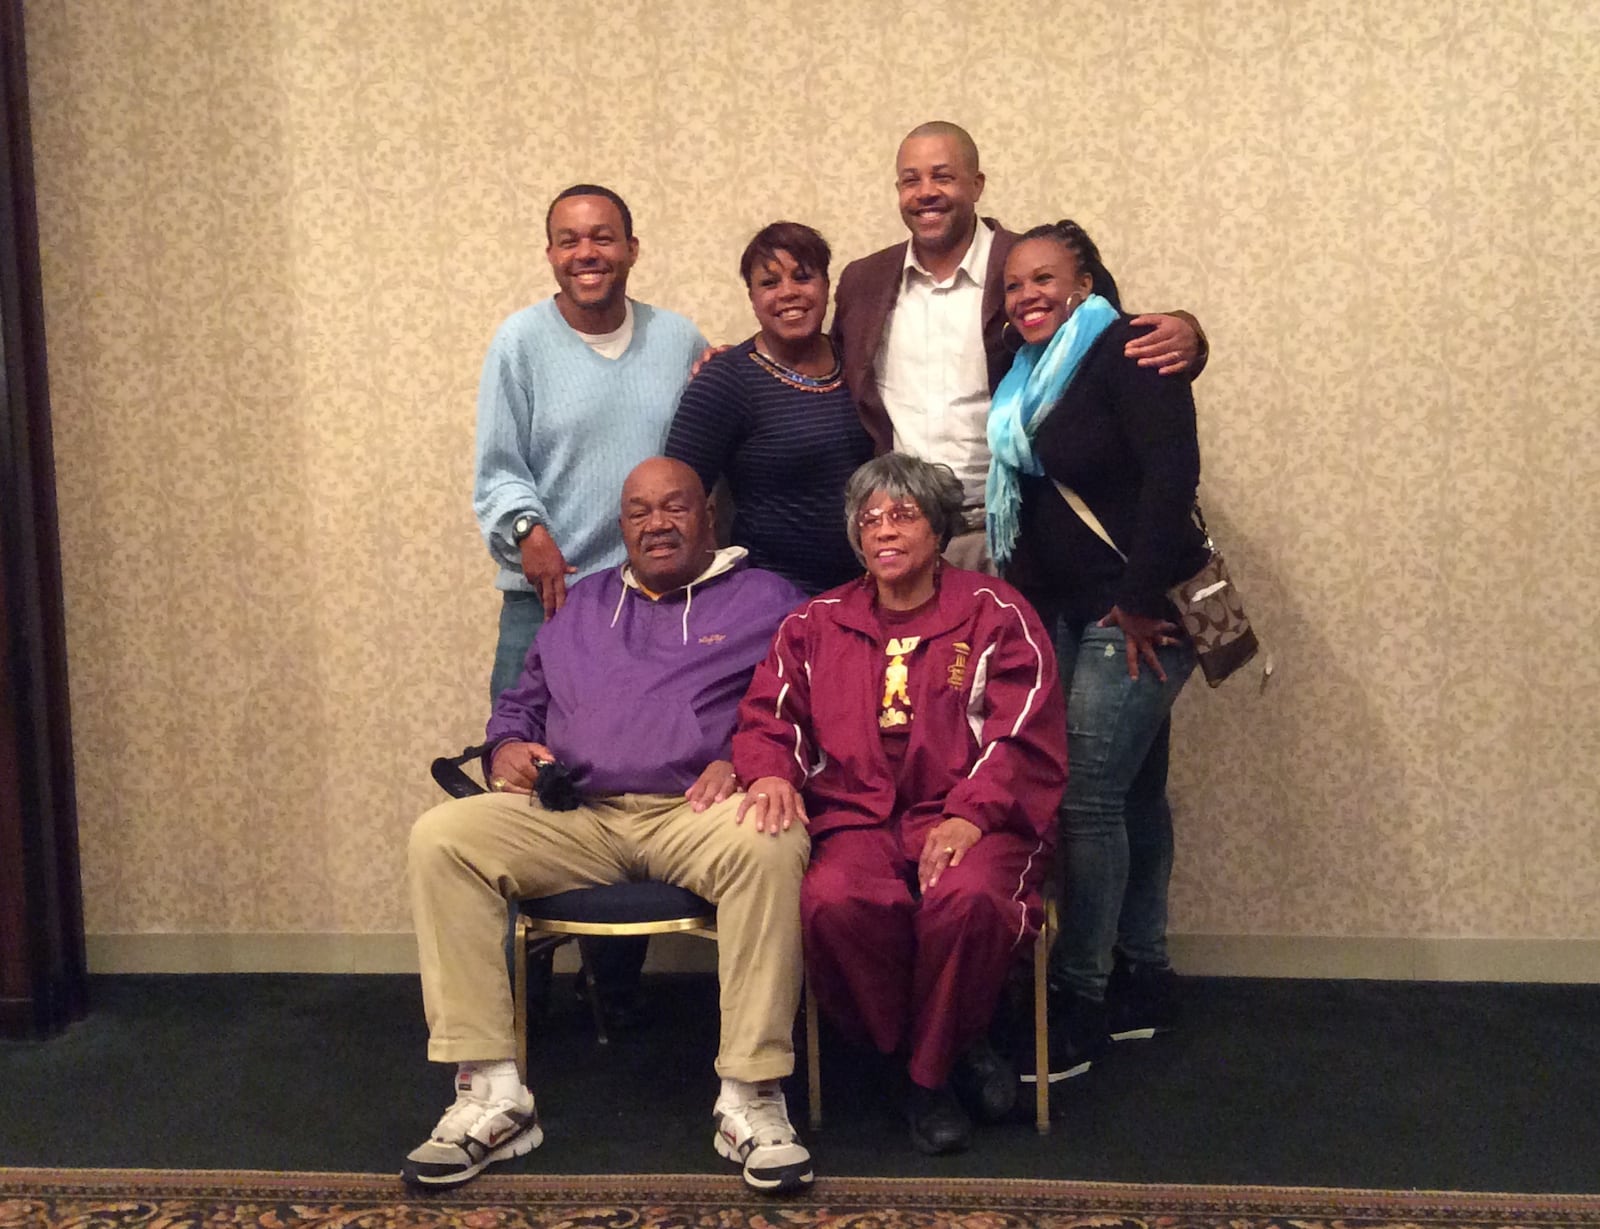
xmin=857 ymin=489 xmax=940 ymax=596
xmin=545 ymin=194 xmax=639 ymax=322
xmin=1003 ymin=236 xmax=1095 ymax=346
xmin=747 ymin=249 xmax=828 ymax=350
xmin=619 ymin=458 xmax=716 ymax=594
xmin=895 ymin=132 xmax=985 ymax=259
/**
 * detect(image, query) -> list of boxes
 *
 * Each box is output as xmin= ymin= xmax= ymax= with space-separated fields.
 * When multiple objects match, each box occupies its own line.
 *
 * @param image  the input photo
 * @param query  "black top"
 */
xmin=665 ymin=338 xmax=875 ymax=595
xmin=1008 ymin=316 xmax=1210 ymax=630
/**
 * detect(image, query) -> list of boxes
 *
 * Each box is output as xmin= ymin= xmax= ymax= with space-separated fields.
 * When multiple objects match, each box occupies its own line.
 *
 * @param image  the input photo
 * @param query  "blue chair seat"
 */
xmin=517 ymin=881 xmax=715 ymax=931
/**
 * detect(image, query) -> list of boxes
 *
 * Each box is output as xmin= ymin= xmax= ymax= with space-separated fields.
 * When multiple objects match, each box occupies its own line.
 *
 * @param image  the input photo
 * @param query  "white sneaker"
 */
xmin=401 ymin=1069 xmax=543 ymax=1189
xmin=713 ymin=1083 xmax=814 ymax=1194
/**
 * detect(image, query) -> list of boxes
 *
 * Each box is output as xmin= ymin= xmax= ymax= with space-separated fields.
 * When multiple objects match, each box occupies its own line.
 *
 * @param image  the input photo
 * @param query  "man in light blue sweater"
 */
xmin=472 ymin=184 xmax=707 ymax=1031
xmin=474 ymin=183 xmax=707 ymax=700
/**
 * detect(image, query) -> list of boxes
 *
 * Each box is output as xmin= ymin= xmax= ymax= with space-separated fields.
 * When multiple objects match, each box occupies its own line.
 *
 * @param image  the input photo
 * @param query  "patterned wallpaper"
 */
xmin=21 ymin=1 xmax=1600 ymax=946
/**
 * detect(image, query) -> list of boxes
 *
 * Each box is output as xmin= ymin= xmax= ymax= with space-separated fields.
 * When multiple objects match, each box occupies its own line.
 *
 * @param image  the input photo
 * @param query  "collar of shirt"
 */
xmin=901 ymin=217 xmax=994 ymax=292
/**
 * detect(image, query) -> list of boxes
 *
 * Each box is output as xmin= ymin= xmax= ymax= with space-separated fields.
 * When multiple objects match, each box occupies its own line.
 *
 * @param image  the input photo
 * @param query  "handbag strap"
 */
xmin=1054 ymin=482 xmax=1214 ymax=557
xmin=1052 ymin=481 xmax=1128 ymax=562
xmin=1057 ymin=482 xmax=1276 ymax=689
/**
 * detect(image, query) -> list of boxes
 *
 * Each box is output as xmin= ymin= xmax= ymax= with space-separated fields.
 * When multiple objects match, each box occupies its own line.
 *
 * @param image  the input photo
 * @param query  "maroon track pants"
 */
xmin=801 ymin=825 xmax=1047 ymax=1089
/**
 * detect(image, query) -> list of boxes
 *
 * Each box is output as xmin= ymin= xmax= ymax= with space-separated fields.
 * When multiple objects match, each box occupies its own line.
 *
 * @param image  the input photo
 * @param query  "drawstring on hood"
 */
xmin=616 ymin=546 xmax=748 ymax=644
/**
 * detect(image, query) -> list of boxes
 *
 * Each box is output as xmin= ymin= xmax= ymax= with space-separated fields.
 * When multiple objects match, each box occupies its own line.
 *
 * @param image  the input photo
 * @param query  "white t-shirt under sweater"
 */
xmin=575 ymin=300 xmax=634 ymax=359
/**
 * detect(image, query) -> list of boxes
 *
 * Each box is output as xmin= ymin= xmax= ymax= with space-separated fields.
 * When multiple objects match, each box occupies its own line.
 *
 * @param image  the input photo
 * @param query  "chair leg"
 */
xmin=805 ymin=979 xmax=822 ymax=1132
xmin=1034 ymin=902 xmax=1053 ymax=1134
xmin=579 ymin=956 xmax=611 ymax=1045
xmin=513 ymin=917 xmax=529 ymax=1086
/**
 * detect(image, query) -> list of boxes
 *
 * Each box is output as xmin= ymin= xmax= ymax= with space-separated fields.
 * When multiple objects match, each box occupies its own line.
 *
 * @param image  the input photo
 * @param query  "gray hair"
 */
xmin=843 ymin=453 xmax=967 ymax=560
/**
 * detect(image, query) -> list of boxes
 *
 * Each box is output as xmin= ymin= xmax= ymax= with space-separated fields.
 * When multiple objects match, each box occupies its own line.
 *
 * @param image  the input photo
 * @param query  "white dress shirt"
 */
xmin=873 ymin=220 xmax=995 ymax=508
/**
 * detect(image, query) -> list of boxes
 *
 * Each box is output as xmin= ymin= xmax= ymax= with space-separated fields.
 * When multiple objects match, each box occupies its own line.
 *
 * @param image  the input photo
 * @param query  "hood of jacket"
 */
xmin=612 ymin=546 xmax=749 ymax=644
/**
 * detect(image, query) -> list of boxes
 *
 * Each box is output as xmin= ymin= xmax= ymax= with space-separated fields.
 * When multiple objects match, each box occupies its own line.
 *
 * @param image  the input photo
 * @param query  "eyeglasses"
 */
xmin=855 ymin=502 xmax=925 ymax=532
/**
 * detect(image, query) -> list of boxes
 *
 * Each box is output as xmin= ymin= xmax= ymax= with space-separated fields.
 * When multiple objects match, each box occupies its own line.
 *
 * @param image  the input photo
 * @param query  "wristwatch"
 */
xmin=512 ymin=514 xmax=538 ymax=545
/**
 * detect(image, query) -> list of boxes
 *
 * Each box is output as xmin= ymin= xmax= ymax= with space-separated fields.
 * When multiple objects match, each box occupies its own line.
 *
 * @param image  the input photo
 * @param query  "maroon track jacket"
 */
xmin=733 ymin=567 xmax=1066 ymax=860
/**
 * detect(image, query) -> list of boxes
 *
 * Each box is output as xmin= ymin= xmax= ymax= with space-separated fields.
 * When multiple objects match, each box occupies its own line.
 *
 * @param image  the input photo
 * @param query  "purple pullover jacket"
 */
xmin=485 ymin=547 xmax=806 ymax=796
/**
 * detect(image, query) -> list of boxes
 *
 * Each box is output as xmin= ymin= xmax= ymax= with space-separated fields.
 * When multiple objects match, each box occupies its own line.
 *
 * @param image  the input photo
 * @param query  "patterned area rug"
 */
xmin=3 ymin=1169 xmax=1599 ymax=1229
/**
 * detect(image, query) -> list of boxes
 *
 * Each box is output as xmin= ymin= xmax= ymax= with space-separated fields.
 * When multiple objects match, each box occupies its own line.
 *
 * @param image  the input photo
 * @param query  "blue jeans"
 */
xmin=1050 ymin=621 xmax=1194 ymax=1001
xmin=490 ymin=590 xmax=545 ymax=702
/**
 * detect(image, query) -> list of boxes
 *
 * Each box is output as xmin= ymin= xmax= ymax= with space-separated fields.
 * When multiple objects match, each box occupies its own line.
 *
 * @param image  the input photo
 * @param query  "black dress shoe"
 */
xmin=951 ymin=1037 xmax=1018 ymax=1123
xmin=907 ymin=1083 xmax=973 ymax=1155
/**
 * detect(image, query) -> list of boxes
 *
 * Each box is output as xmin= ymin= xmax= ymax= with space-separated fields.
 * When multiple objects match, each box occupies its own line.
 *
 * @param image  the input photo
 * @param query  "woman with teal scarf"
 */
xmin=986 ymin=220 xmax=1210 ymax=1089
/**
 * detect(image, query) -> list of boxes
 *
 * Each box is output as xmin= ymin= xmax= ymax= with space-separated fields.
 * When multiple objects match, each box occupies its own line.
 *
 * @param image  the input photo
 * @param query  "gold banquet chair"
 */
xmin=802 ymin=894 xmax=1056 ymax=1135
xmin=508 ymin=881 xmax=718 ymax=1079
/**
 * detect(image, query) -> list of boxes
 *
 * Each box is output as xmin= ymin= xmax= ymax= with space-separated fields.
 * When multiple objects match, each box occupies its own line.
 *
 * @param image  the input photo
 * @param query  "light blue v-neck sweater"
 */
xmin=473 ymin=297 xmax=706 ymax=591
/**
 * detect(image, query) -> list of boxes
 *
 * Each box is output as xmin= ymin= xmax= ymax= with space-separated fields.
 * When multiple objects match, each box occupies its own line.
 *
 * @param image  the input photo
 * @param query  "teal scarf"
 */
xmin=985 ymin=294 xmax=1119 ymax=568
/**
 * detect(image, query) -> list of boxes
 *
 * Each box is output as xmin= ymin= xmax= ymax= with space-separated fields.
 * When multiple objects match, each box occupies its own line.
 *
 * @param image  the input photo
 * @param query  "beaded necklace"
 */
xmin=749 ymin=339 xmax=844 ymax=394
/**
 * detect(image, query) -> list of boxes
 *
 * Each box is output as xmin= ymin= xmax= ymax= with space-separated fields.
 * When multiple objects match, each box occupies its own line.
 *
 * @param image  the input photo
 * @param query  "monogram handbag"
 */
xmin=1052 ymin=483 xmax=1264 ymax=687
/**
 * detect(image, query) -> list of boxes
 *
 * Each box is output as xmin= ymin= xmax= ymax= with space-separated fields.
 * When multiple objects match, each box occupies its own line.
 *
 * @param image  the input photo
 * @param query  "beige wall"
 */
xmin=23 ymin=1 xmax=1600 ymax=973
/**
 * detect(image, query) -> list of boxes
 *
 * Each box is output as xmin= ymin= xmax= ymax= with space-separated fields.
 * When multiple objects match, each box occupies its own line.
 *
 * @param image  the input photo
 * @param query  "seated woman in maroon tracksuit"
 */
xmin=731 ymin=453 xmax=1066 ymax=1155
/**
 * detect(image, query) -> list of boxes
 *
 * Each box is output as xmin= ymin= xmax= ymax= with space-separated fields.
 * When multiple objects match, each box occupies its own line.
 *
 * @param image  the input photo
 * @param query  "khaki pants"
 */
xmin=943 ymin=527 xmax=996 ymax=575
xmin=408 ymin=790 xmax=808 ymax=1082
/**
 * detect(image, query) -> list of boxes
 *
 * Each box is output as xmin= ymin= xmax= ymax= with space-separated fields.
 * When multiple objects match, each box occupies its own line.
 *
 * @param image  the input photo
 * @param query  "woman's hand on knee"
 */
xmin=918 ymin=817 xmax=982 ymax=892
xmin=735 ymin=776 xmax=808 ymax=835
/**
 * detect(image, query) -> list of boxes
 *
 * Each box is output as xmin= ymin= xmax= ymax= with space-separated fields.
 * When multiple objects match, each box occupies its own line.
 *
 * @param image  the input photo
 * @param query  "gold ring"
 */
xmin=943 ymin=846 xmax=955 ymax=855
xmin=491 ymin=777 xmax=509 ymax=791
xmin=757 ymin=793 xmax=768 ymax=800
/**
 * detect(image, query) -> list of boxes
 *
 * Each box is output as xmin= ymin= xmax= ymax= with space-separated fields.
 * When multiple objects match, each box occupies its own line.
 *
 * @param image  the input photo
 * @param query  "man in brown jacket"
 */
xmin=831 ymin=121 xmax=1208 ymax=571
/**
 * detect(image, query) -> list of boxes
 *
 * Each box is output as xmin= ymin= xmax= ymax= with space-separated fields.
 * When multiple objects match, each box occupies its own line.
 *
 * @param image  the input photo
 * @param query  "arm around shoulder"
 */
xmin=1123 ymin=308 xmax=1209 ymax=380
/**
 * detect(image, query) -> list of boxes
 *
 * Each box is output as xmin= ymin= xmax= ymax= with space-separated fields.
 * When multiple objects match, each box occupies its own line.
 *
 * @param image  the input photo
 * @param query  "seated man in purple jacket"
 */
xmin=403 ymin=457 xmax=812 ymax=1195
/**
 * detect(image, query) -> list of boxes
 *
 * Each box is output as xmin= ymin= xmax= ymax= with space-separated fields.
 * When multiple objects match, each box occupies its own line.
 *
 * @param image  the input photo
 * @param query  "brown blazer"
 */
xmin=831 ymin=218 xmax=1207 ymax=454
xmin=831 ymin=218 xmax=1018 ymax=454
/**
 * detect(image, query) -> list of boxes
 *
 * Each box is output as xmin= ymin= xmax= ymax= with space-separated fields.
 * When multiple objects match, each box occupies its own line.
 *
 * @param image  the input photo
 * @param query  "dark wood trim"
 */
xmin=0 ymin=0 xmax=88 ymax=1037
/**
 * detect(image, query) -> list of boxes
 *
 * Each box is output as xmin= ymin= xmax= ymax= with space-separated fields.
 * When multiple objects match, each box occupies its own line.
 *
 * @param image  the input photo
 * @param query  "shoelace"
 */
xmin=735 ymin=1091 xmax=793 ymax=1144
xmin=431 ymin=1093 xmax=511 ymax=1143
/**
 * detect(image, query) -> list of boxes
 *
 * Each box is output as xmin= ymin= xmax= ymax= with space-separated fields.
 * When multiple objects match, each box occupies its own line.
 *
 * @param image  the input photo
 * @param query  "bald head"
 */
xmin=619 ymin=457 xmax=717 ymax=593
xmin=622 ymin=456 xmax=703 ymax=505
xmin=899 ymin=121 xmax=980 ymax=175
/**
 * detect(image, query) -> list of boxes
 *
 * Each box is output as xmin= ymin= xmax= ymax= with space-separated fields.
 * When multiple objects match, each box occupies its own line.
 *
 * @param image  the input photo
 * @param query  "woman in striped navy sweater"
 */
xmin=665 ymin=222 xmax=874 ymax=595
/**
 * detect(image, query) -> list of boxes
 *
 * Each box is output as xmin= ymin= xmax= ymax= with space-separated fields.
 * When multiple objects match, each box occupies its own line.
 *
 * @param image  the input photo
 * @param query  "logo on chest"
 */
xmin=879 ymin=635 xmax=920 ymax=730
xmin=947 ymin=641 xmax=971 ymax=691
